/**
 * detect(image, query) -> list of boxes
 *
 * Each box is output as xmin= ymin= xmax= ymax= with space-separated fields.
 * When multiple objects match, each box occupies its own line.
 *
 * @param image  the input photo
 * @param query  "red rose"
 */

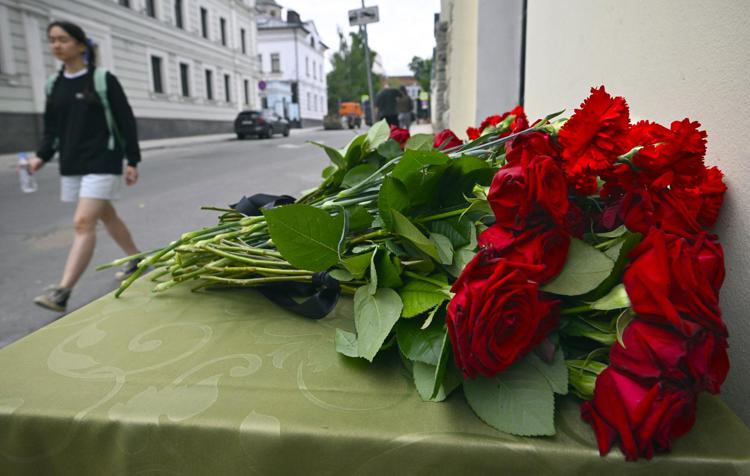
xmin=610 ymin=320 xmax=728 ymax=393
xmin=389 ymin=125 xmax=410 ymax=149
xmin=558 ymin=86 xmax=631 ymax=177
xmin=487 ymin=155 xmax=569 ymax=230
xmin=433 ymin=129 xmax=463 ymax=150
xmin=504 ymin=131 xmax=558 ymax=165
xmin=466 ymin=126 xmax=482 ymax=140
xmin=447 ymin=255 xmax=558 ymax=379
xmin=623 ymin=228 xmax=725 ymax=335
xmin=477 ymin=224 xmax=570 ymax=283
xmin=466 ymin=106 xmax=529 ymax=141
xmin=581 ymin=368 xmax=697 ymax=460
xmin=632 ymin=119 xmax=707 ymax=189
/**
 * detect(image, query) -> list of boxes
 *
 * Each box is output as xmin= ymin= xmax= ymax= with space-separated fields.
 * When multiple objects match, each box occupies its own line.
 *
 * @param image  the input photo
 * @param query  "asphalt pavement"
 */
xmin=0 ymin=127 xmax=360 ymax=349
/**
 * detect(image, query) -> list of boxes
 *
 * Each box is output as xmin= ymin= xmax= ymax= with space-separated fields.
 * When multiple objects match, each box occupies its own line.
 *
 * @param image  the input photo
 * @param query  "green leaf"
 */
xmin=335 ymin=329 xmax=359 ymax=357
xmin=391 ymin=210 xmax=440 ymax=262
xmin=321 ymin=164 xmax=337 ymax=179
xmin=396 ymin=318 xmax=445 ymax=365
xmin=366 ymin=120 xmax=390 ymax=150
xmin=310 ymin=141 xmax=344 ymax=167
xmin=391 ymin=149 xmax=450 ymax=183
xmin=342 ymin=133 xmax=368 ymax=167
xmin=328 ymin=268 xmax=353 ymax=282
xmin=263 ymin=204 xmax=344 ymax=272
xmin=528 ymin=347 xmax=568 ymax=395
xmin=430 ymin=331 xmax=452 ymax=399
xmin=399 ymin=277 xmax=449 ymax=318
xmin=448 ymin=247 xmax=476 ymax=278
xmin=590 ymin=283 xmax=631 ymax=311
xmin=616 ymin=308 xmax=636 ymax=347
xmin=429 ymin=232 xmax=454 ymax=265
xmin=354 ymin=286 xmax=403 ymax=362
xmin=405 ymin=133 xmax=435 ymax=151
xmin=438 ymin=156 xmax=495 ymax=207
xmin=346 ymin=205 xmax=373 ymax=232
xmin=596 ymin=225 xmax=627 ymax=239
xmin=377 ymin=139 xmax=402 ymax=159
xmin=341 ymin=251 xmax=374 ymax=279
xmin=342 ymin=163 xmax=380 ymax=188
xmin=367 ymin=250 xmax=378 ymax=295
xmin=412 ymin=360 xmax=460 ymax=402
xmin=376 ymin=251 xmax=403 ymax=289
xmin=378 ymin=176 xmax=410 ymax=230
xmin=541 ymin=238 xmax=615 ymax=296
xmin=463 ymin=355 xmax=556 ymax=436
xmin=429 ymin=218 xmax=473 ymax=248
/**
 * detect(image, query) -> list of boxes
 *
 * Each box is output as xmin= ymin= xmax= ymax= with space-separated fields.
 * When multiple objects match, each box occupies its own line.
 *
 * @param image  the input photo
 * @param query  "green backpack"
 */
xmin=45 ymin=67 xmax=122 ymax=150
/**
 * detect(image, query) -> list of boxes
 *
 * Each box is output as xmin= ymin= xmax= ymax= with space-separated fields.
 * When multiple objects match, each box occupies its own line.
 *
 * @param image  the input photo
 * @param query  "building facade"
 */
xmin=256 ymin=0 xmax=327 ymax=127
xmin=0 ymin=0 xmax=261 ymax=153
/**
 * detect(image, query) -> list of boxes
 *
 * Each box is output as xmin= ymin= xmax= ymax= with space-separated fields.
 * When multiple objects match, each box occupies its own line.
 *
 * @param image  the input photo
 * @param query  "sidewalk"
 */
xmin=0 ymin=126 xmax=323 ymax=169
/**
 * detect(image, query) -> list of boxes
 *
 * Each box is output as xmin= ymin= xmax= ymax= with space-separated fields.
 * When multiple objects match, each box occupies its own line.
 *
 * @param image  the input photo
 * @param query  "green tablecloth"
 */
xmin=1 ymin=278 xmax=749 ymax=475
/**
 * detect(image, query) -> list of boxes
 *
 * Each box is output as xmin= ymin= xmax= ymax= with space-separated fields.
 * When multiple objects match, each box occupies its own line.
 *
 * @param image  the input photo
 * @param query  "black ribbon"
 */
xmin=230 ymin=193 xmax=296 ymax=216
xmin=228 ymin=193 xmax=341 ymax=320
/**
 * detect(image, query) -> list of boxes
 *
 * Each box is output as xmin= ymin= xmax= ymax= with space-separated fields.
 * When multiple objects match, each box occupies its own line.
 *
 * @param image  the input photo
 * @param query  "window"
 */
xmin=243 ymin=79 xmax=249 ymax=105
xmin=312 ymin=93 xmax=316 ymax=111
xmin=257 ymin=53 xmax=262 ymax=72
xmin=306 ymin=92 xmax=310 ymax=110
xmin=179 ymin=62 xmax=190 ymax=97
xmin=119 ymin=0 xmax=130 ymax=7
xmin=240 ymin=28 xmax=246 ymax=54
xmin=200 ymin=8 xmax=208 ymax=38
xmin=312 ymin=60 xmax=316 ymax=79
xmin=270 ymin=53 xmax=280 ymax=73
xmin=205 ymin=69 xmax=213 ymax=100
xmin=310 ymin=36 xmax=314 ymax=47
xmin=174 ymin=0 xmax=183 ymax=28
xmin=150 ymin=55 xmax=163 ymax=93
xmin=145 ymin=0 xmax=156 ymax=18
xmin=224 ymin=73 xmax=231 ymax=102
xmin=305 ymin=57 xmax=309 ymax=77
xmin=220 ymin=17 xmax=227 ymax=46
xmin=319 ymin=64 xmax=323 ymax=82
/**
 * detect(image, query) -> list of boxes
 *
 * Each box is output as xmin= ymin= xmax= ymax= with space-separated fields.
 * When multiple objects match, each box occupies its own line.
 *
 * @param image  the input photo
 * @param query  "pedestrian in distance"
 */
xmin=374 ymin=86 xmax=400 ymax=127
xmin=28 ymin=21 xmax=144 ymax=313
xmin=396 ymin=86 xmax=413 ymax=130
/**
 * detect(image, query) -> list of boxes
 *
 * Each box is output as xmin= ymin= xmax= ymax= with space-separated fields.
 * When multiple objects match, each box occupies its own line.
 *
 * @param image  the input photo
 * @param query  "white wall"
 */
xmin=525 ymin=0 xmax=750 ymax=424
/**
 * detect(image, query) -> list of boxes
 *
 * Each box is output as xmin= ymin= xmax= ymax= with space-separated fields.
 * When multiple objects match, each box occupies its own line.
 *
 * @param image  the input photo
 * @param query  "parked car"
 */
xmin=234 ymin=110 xmax=290 ymax=139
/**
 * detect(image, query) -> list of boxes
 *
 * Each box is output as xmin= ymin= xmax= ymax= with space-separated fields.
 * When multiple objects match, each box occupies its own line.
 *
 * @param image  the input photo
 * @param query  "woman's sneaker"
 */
xmin=114 ymin=258 xmax=144 ymax=280
xmin=34 ymin=286 xmax=71 ymax=312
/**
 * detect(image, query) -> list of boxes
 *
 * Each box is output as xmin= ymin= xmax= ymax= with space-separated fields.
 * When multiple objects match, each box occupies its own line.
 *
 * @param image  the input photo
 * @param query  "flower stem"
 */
xmin=416 ymin=207 xmax=469 ymax=223
xmin=561 ymin=304 xmax=594 ymax=316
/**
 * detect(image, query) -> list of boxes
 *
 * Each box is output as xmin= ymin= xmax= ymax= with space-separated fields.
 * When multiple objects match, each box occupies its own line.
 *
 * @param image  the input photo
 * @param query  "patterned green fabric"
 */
xmin=1 ymin=278 xmax=749 ymax=475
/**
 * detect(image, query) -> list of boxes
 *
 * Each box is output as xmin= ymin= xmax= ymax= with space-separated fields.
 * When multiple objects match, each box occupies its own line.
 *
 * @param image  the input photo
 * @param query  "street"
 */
xmin=0 ymin=128 xmax=358 ymax=349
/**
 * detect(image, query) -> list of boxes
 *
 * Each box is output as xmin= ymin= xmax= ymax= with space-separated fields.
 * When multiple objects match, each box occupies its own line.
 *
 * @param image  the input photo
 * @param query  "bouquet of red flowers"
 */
xmin=108 ymin=86 xmax=728 ymax=461
xmin=450 ymin=86 xmax=728 ymax=460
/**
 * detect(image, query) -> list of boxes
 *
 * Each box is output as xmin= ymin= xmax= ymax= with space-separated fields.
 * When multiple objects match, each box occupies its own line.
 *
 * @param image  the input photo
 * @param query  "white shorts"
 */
xmin=61 ymin=174 xmax=123 ymax=203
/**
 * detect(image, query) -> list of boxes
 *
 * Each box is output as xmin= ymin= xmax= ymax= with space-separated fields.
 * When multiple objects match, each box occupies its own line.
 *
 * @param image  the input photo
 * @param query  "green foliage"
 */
xmin=399 ymin=276 xmax=449 ymax=318
xmin=327 ymin=30 xmax=382 ymax=111
xmin=408 ymin=56 xmax=433 ymax=92
xmin=353 ymin=286 xmax=403 ymax=362
xmin=541 ymin=238 xmax=616 ymax=296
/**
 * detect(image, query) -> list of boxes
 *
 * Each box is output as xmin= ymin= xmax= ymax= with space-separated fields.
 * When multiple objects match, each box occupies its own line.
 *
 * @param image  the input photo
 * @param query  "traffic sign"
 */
xmin=348 ymin=6 xmax=379 ymax=26
xmin=258 ymin=80 xmax=266 ymax=91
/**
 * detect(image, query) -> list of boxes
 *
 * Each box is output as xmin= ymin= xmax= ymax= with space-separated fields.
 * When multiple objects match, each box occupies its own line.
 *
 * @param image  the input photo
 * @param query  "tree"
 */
xmin=326 ymin=30 xmax=381 ymax=113
xmin=408 ymin=56 xmax=433 ymax=92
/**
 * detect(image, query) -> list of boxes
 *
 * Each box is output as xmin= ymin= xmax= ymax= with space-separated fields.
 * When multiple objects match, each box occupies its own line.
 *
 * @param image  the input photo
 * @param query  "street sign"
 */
xmin=258 ymin=80 xmax=266 ymax=91
xmin=348 ymin=6 xmax=379 ymax=26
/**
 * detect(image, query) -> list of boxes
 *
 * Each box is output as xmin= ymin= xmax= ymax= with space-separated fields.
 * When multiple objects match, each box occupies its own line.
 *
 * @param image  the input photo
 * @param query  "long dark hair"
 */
xmin=46 ymin=21 xmax=98 ymax=101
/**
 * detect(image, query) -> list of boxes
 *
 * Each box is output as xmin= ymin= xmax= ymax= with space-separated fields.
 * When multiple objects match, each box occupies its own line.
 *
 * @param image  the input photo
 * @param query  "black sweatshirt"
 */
xmin=37 ymin=70 xmax=141 ymax=175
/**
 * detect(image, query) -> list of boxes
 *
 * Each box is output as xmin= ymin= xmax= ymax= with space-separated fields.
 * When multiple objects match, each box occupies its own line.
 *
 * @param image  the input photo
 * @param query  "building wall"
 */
xmin=0 ymin=0 xmax=261 ymax=153
xmin=257 ymin=24 xmax=327 ymax=122
xmin=524 ymin=0 xmax=750 ymax=425
xmin=445 ymin=0 xmax=477 ymax=135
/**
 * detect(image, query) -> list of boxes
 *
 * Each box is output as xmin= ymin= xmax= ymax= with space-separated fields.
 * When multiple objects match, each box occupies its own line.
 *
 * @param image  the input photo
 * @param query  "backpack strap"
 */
xmin=45 ymin=73 xmax=58 ymax=96
xmin=93 ymin=67 xmax=121 ymax=150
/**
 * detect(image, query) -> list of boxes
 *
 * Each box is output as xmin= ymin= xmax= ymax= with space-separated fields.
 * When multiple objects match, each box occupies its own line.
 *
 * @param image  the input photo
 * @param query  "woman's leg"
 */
xmin=59 ymin=198 xmax=108 ymax=290
xmin=99 ymin=201 xmax=139 ymax=256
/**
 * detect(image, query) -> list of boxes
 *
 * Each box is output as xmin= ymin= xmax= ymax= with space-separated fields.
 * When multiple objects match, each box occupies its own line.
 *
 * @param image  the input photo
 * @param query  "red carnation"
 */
xmin=558 ymin=86 xmax=631 ymax=177
xmin=623 ymin=228 xmax=725 ymax=335
xmin=581 ymin=368 xmax=697 ymax=460
xmin=504 ymin=131 xmax=559 ymax=165
xmin=477 ymin=224 xmax=570 ymax=283
xmin=447 ymin=255 xmax=558 ymax=379
xmin=433 ymin=129 xmax=463 ymax=150
xmin=466 ymin=126 xmax=482 ymax=140
xmin=389 ymin=125 xmax=410 ymax=149
xmin=621 ymin=187 xmax=703 ymax=237
xmin=673 ymin=166 xmax=727 ymax=228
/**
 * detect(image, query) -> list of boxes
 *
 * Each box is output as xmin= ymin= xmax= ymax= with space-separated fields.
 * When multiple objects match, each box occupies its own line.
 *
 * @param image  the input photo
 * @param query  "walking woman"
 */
xmin=29 ymin=21 xmax=143 ymax=312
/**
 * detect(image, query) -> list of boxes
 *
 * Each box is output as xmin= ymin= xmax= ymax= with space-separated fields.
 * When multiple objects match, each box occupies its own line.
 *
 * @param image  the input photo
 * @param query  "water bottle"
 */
xmin=18 ymin=152 xmax=38 ymax=193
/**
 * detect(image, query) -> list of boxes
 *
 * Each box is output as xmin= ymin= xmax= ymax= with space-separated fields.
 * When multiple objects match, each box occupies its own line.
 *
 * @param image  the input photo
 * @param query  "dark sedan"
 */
xmin=234 ymin=110 xmax=290 ymax=139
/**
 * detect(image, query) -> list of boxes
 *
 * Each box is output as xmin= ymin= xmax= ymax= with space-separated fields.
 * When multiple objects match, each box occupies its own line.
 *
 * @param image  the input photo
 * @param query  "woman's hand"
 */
xmin=125 ymin=165 xmax=138 ymax=186
xmin=28 ymin=156 xmax=44 ymax=173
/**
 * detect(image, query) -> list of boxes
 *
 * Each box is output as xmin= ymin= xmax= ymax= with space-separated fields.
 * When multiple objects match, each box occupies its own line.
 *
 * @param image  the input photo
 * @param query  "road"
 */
xmin=0 ymin=128 xmax=358 ymax=348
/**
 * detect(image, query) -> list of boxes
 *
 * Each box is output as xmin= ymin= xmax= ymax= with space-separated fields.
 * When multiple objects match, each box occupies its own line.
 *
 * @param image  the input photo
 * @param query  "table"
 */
xmin=1 ymin=277 xmax=749 ymax=475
